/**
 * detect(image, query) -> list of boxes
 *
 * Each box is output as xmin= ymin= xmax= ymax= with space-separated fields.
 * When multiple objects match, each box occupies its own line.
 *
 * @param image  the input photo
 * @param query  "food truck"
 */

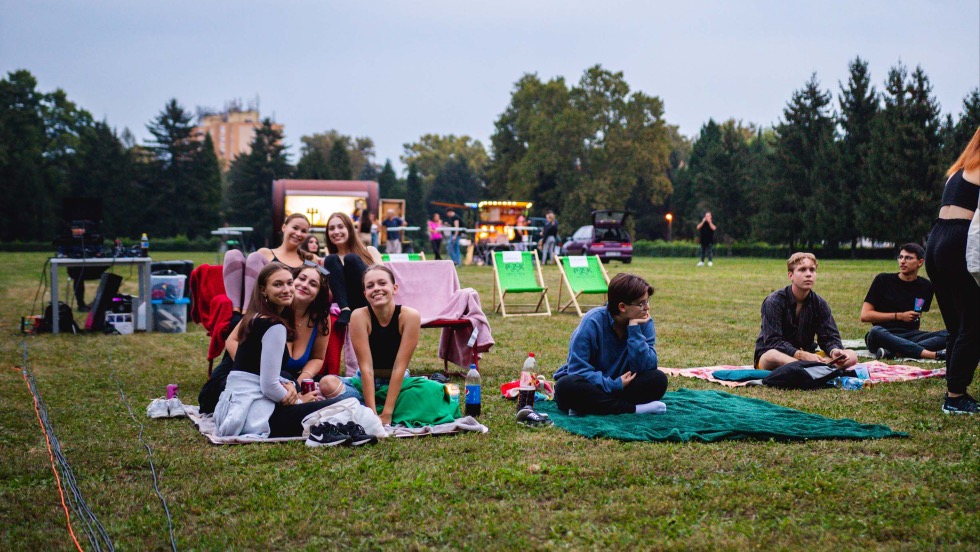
xmin=473 ymin=200 xmax=536 ymax=264
xmin=271 ymin=179 xmax=380 ymax=240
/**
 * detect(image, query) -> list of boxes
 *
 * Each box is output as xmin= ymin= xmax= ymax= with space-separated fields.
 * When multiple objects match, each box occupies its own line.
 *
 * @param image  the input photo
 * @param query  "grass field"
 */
xmin=1 ymin=252 xmax=977 ymax=550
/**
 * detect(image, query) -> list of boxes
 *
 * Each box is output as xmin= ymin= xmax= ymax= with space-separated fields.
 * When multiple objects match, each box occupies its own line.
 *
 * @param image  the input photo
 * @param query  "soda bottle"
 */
xmin=522 ymin=352 xmax=537 ymax=374
xmin=833 ymin=376 xmax=864 ymax=390
xmin=464 ymin=363 xmax=481 ymax=416
xmin=140 ymin=233 xmax=149 ymax=258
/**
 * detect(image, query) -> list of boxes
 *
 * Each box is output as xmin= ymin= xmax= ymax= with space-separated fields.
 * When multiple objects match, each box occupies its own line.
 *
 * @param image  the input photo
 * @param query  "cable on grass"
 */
xmin=105 ymin=344 xmax=179 ymax=552
xmin=17 ymin=341 xmax=114 ymax=552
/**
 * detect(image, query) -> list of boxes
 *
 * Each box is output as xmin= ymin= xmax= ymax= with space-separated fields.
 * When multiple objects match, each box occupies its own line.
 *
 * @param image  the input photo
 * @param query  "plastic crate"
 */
xmin=151 ymin=298 xmax=189 ymax=333
xmin=151 ymin=274 xmax=187 ymax=301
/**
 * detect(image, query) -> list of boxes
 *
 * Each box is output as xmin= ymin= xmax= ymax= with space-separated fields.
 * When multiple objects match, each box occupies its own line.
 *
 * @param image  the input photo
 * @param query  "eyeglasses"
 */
xmin=897 ymin=255 xmax=918 ymax=262
xmin=303 ymin=260 xmax=330 ymax=276
xmin=628 ymin=300 xmax=650 ymax=308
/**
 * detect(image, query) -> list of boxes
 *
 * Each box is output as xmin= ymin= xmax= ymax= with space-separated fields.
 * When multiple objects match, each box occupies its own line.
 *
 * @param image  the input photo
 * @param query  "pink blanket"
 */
xmin=342 ymin=261 xmax=494 ymax=374
xmin=661 ymin=361 xmax=946 ymax=388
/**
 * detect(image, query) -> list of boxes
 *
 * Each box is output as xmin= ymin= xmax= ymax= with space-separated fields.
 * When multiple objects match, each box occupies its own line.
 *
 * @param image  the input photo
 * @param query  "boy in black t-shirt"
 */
xmin=861 ymin=243 xmax=949 ymax=360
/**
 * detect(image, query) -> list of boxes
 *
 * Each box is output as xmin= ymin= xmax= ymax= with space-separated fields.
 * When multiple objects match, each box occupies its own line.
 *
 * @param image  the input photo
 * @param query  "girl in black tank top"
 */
xmin=350 ymin=265 xmax=422 ymax=425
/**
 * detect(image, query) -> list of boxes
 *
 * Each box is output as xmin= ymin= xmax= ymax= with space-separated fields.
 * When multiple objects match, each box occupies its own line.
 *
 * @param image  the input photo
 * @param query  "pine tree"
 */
xmin=187 ymin=133 xmax=222 ymax=238
xmin=70 ymin=121 xmax=141 ymax=238
xmin=864 ymin=64 xmax=945 ymax=245
xmin=949 ymin=88 xmax=980 ymax=156
xmin=839 ymin=57 xmax=879 ymax=251
xmin=378 ymin=160 xmax=401 ymax=199
xmin=145 ymin=99 xmax=199 ymax=237
xmin=326 ymin=139 xmax=352 ymax=179
xmin=404 ymin=163 xmax=426 ymax=252
xmin=430 ymin=156 xmax=482 ymax=207
xmin=227 ymin=119 xmax=291 ymax=245
xmin=296 ymin=145 xmax=328 ymax=179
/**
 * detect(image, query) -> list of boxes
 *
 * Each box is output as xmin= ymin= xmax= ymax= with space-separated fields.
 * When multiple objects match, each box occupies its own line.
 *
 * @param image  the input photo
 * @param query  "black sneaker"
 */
xmin=339 ymin=421 xmax=378 ymax=446
xmin=934 ymin=350 xmax=947 ymax=362
xmin=942 ymin=393 xmax=979 ymax=415
xmin=874 ymin=347 xmax=891 ymax=361
xmin=306 ymin=423 xmax=351 ymax=447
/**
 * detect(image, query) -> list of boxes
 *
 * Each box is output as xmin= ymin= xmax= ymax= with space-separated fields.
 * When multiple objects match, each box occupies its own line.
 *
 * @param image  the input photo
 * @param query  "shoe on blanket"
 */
xmin=942 ymin=393 xmax=978 ymax=415
xmin=934 ymin=349 xmax=947 ymax=362
xmin=306 ymin=423 xmax=351 ymax=447
xmin=166 ymin=398 xmax=186 ymax=417
xmin=146 ymin=398 xmax=169 ymax=419
xmin=339 ymin=421 xmax=378 ymax=446
xmin=516 ymin=407 xmax=553 ymax=427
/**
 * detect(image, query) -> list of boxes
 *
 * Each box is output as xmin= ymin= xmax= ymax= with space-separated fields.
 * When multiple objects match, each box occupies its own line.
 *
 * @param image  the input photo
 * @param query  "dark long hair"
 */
xmin=237 ymin=262 xmax=295 ymax=343
xmin=292 ymin=264 xmax=331 ymax=337
xmin=325 ymin=212 xmax=374 ymax=265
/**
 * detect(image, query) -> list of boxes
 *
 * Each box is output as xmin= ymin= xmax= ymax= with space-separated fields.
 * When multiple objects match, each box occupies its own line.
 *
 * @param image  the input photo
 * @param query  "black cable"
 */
xmin=20 ymin=341 xmax=114 ymax=552
xmin=105 ymin=345 xmax=179 ymax=552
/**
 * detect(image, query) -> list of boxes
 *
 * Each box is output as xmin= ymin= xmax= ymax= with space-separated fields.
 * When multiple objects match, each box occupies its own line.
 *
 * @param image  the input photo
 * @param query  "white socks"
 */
xmin=635 ymin=401 xmax=667 ymax=415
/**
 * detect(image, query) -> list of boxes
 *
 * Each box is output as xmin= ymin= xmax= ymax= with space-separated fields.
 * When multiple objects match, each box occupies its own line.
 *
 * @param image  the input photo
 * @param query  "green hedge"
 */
xmin=632 ymin=240 xmax=897 ymax=260
xmin=0 ymin=235 xmax=223 ymax=252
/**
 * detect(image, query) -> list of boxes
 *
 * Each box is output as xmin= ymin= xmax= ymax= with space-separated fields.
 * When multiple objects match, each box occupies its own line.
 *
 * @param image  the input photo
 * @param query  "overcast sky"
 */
xmin=3 ymin=1 xmax=978 ymax=173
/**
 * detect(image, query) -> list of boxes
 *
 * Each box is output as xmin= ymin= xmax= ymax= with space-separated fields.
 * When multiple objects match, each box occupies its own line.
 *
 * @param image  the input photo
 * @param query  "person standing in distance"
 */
xmin=696 ymin=212 xmax=716 ymax=267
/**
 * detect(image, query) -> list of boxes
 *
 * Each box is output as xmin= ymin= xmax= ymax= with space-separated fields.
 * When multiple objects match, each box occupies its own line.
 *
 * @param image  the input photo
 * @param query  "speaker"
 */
xmin=85 ymin=273 xmax=123 ymax=331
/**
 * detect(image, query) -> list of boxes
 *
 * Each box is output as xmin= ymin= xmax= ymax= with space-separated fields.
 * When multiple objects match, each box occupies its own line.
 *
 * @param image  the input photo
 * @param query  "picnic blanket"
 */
xmin=536 ymin=389 xmax=906 ymax=442
xmin=661 ymin=361 xmax=945 ymax=388
xmin=185 ymin=403 xmax=488 ymax=445
xmin=840 ymin=338 xmax=945 ymax=364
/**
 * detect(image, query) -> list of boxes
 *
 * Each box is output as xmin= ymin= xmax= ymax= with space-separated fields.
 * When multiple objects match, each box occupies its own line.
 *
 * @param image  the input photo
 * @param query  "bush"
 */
xmin=632 ymin=240 xmax=896 ymax=260
xmin=0 ymin=235 xmax=222 ymax=253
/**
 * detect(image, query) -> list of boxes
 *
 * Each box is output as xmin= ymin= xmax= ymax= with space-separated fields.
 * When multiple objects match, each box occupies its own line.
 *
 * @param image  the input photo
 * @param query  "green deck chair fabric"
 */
xmin=562 ymin=256 xmax=608 ymax=295
xmin=381 ymin=253 xmax=424 ymax=262
xmin=494 ymin=251 xmax=544 ymax=292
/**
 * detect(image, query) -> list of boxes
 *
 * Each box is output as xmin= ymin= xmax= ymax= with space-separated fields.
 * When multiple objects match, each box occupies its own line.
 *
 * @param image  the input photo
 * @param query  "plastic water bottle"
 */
xmin=465 ymin=363 xmax=482 ymax=417
xmin=522 ymin=352 xmax=537 ymax=374
xmin=833 ymin=376 xmax=864 ymax=390
xmin=140 ymin=233 xmax=149 ymax=258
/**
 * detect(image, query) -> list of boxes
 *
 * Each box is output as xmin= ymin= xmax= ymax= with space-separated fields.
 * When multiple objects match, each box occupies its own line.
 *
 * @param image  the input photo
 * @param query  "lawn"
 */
xmin=1 ymin=252 xmax=977 ymax=550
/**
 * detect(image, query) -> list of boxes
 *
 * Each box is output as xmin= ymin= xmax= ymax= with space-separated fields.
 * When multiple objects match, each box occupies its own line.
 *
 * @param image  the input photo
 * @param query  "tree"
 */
xmin=186 ymin=132 xmax=222 ymax=238
xmin=948 ymin=88 xmax=980 ymax=156
xmin=226 ymin=119 xmax=291 ymax=245
xmin=377 ymin=160 xmax=401 ymax=199
xmin=404 ymin=163 xmax=426 ymax=252
xmin=863 ymin=64 xmax=945 ymax=245
xmin=401 ymin=134 xmax=488 ymax=201
xmin=430 ymin=156 xmax=483 ymax=208
xmin=144 ymin=99 xmax=202 ymax=237
xmin=839 ymin=57 xmax=879 ymax=251
xmin=296 ymin=131 xmax=375 ymax=179
xmin=69 ymin=121 xmax=142 ymax=238
xmin=326 ymin=139 xmax=352 ymax=179
xmin=755 ymin=74 xmax=835 ymax=248
xmin=295 ymin=143 xmax=327 ymax=179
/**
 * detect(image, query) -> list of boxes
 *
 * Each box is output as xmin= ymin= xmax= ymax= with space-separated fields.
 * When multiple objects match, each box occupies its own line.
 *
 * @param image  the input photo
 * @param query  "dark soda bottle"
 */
xmin=464 ymin=363 xmax=481 ymax=416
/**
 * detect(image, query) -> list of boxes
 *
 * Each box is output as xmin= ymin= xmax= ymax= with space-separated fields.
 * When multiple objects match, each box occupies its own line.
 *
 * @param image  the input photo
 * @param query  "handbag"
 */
xmin=967 ymin=205 xmax=980 ymax=286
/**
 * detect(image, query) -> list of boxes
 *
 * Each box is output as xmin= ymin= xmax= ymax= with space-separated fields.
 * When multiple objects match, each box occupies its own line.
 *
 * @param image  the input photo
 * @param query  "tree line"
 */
xmin=2 ymin=60 xmax=977 ymax=248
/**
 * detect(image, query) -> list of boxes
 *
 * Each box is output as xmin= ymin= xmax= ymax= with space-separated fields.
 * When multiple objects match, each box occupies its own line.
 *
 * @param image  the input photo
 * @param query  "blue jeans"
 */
xmin=448 ymin=235 xmax=462 ymax=266
xmin=865 ymin=326 xmax=949 ymax=358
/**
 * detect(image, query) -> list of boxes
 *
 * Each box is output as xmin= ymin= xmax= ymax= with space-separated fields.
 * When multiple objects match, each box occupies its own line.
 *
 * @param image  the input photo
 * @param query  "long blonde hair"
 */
xmin=324 ymin=212 xmax=374 ymax=265
xmin=947 ymin=126 xmax=980 ymax=176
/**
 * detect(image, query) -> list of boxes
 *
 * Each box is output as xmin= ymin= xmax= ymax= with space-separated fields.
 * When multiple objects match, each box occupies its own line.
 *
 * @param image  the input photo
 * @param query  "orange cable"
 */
xmin=13 ymin=365 xmax=85 ymax=552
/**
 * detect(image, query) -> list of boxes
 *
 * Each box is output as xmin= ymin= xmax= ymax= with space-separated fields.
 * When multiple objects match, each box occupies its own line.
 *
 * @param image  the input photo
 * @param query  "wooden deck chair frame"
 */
xmin=555 ymin=255 xmax=610 ymax=317
xmin=381 ymin=252 xmax=426 ymax=262
xmin=491 ymin=249 xmax=552 ymax=317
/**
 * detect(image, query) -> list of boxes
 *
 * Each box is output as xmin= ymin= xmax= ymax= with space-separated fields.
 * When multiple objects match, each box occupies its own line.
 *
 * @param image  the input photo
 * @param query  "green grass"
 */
xmin=1 ymin=252 xmax=977 ymax=550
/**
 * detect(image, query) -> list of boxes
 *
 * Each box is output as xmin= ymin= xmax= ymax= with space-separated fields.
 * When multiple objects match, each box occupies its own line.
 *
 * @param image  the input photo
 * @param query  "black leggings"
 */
xmin=555 ymin=370 xmax=668 ymax=415
xmin=268 ymin=401 xmax=331 ymax=438
xmin=926 ymin=219 xmax=980 ymax=394
xmin=323 ymin=253 xmax=370 ymax=310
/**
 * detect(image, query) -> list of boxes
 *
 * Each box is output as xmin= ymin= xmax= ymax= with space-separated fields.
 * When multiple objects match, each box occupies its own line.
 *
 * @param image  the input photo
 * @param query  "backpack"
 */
xmin=762 ymin=360 xmax=843 ymax=390
xmin=41 ymin=302 xmax=81 ymax=334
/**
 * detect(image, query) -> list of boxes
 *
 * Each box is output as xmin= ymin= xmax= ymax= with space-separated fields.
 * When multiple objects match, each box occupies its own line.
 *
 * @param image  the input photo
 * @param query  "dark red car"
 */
xmin=560 ymin=210 xmax=632 ymax=263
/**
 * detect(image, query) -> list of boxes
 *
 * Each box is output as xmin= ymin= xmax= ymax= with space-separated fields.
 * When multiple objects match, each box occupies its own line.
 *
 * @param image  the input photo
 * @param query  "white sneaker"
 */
xmin=696 ymin=261 xmax=704 ymax=267
xmin=166 ymin=398 xmax=186 ymax=417
xmin=146 ymin=398 xmax=169 ymax=419
xmin=708 ymin=261 xmax=713 ymax=267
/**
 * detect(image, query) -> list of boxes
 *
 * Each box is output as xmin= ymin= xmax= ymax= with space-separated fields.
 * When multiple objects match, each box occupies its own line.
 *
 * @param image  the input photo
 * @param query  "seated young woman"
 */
xmin=348 ymin=265 xmax=458 ymax=426
xmin=199 ymin=261 xmax=356 ymax=413
xmin=322 ymin=212 xmax=383 ymax=327
xmin=213 ymin=263 xmax=357 ymax=438
xmin=223 ymin=213 xmax=314 ymax=313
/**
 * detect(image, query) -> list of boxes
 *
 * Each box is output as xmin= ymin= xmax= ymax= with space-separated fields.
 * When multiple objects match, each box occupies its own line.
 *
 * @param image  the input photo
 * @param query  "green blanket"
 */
xmin=350 ymin=376 xmax=459 ymax=427
xmin=536 ymin=388 xmax=906 ymax=442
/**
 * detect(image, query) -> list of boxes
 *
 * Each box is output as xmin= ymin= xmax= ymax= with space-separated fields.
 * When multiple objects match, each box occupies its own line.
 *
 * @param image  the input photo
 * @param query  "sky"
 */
xmin=3 ymin=1 xmax=978 ymax=173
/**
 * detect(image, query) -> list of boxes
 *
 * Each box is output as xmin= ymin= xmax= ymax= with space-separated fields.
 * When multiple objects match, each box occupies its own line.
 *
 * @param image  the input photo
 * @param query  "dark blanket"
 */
xmin=536 ymin=388 xmax=906 ymax=442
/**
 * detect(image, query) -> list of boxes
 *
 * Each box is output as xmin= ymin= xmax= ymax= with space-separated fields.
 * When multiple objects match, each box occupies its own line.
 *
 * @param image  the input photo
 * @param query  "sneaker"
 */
xmin=339 ymin=421 xmax=378 ymax=446
xmin=306 ymin=423 xmax=351 ymax=447
xmin=934 ymin=350 xmax=947 ymax=362
xmin=166 ymin=398 xmax=186 ymax=417
xmin=146 ymin=398 xmax=169 ymax=419
xmin=708 ymin=261 xmax=713 ymax=267
xmin=696 ymin=261 xmax=704 ymax=267
xmin=942 ymin=393 xmax=979 ymax=415
xmin=874 ymin=347 xmax=891 ymax=361
xmin=516 ymin=407 xmax=553 ymax=427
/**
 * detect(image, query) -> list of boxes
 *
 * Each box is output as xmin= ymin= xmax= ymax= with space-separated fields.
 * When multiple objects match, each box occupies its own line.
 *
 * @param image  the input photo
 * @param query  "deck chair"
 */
xmin=555 ymin=255 xmax=610 ymax=316
xmin=381 ymin=252 xmax=426 ymax=262
xmin=492 ymin=250 xmax=551 ymax=317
